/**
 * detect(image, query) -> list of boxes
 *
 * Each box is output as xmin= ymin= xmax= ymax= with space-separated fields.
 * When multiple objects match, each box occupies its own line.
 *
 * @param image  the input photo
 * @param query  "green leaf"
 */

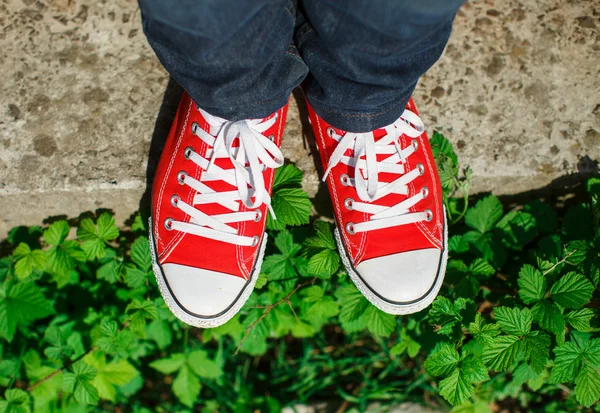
xmin=61 ymin=360 xmax=99 ymax=405
xmin=96 ymin=260 xmax=120 ymax=284
xmin=291 ymin=321 xmax=315 ymax=338
xmin=43 ymin=221 xmax=69 ymax=246
xmin=428 ymin=297 xmax=472 ymax=336
xmin=149 ymin=353 xmax=185 ymax=374
xmin=303 ymin=296 xmax=339 ymax=329
xmin=336 ymin=284 xmax=369 ymax=324
xmin=425 ymin=344 xmax=460 ymax=377
xmin=448 ymin=235 xmax=470 ymax=254
xmin=0 ymin=281 xmax=54 ymax=342
xmin=496 ymin=210 xmax=537 ymax=249
xmin=262 ymin=254 xmax=295 ymax=281
xmin=187 ymin=350 xmax=222 ymax=379
xmin=95 ymin=318 xmax=134 ymax=357
xmin=461 ymin=354 xmax=489 ymax=383
xmin=125 ymin=267 xmax=147 ymax=289
xmin=575 ymin=364 xmax=600 ymax=408
xmin=517 ymin=264 xmax=547 ymax=305
xmin=469 ymin=313 xmax=501 ymax=346
xmin=274 ymin=230 xmax=301 ymax=257
xmin=465 ymin=196 xmax=503 ymax=233
xmin=130 ymin=237 xmax=151 ymax=272
xmin=0 ymin=389 xmax=31 ymax=413
xmin=13 ymin=243 xmax=47 ymax=280
xmin=77 ymin=214 xmax=119 ymax=260
xmin=493 ymin=307 xmax=532 ymax=336
xmin=550 ymin=272 xmax=594 ymax=309
xmin=430 ymin=131 xmax=458 ymax=166
xmin=272 ymin=163 xmax=303 ymax=190
xmin=261 ymin=231 xmax=300 ymax=282
xmin=523 ymin=331 xmax=550 ymax=374
xmin=172 ymin=364 xmax=200 ymax=408
xmin=84 ymin=351 xmax=138 ymax=402
xmin=439 ymin=368 xmax=474 ymax=406
xmin=468 ymin=258 xmax=495 ymax=278
xmin=364 ymin=306 xmax=395 ymax=337
xmin=307 ymin=249 xmax=339 ymax=279
xmin=565 ymin=308 xmax=595 ymax=332
xmin=482 ymin=335 xmax=522 ymax=372
xmin=46 ymin=240 xmax=85 ymax=277
xmin=43 ymin=326 xmax=74 ymax=360
xmin=391 ymin=330 xmax=421 ymax=358
xmin=550 ymin=341 xmax=583 ymax=383
xmin=255 ymin=273 xmax=268 ymax=289
xmin=96 ymin=213 xmax=120 ymax=241
xmin=126 ymin=300 xmax=158 ymax=335
xmin=532 ymin=300 xmax=565 ymax=335
xmin=268 ymin=188 xmax=311 ymax=229
xmin=146 ymin=320 xmax=172 ymax=350
xmin=304 ymin=221 xmax=337 ymax=250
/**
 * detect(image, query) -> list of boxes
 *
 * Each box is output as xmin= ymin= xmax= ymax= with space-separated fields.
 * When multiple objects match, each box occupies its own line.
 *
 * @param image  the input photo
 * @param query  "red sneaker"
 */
xmin=307 ymin=98 xmax=447 ymax=315
xmin=150 ymin=93 xmax=287 ymax=327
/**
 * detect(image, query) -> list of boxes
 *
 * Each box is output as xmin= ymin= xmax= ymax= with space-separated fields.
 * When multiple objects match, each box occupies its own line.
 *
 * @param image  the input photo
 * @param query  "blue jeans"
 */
xmin=139 ymin=0 xmax=464 ymax=133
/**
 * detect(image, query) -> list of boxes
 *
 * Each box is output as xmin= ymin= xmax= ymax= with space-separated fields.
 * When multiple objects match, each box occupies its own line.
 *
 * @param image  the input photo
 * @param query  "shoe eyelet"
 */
xmin=417 ymin=163 xmax=425 ymax=176
xmin=345 ymin=222 xmax=356 ymax=235
xmin=268 ymin=134 xmax=275 ymax=141
xmin=251 ymin=235 xmax=260 ymax=247
xmin=327 ymin=127 xmax=335 ymax=138
xmin=425 ymin=209 xmax=433 ymax=222
xmin=164 ymin=218 xmax=174 ymax=230
xmin=344 ymin=198 xmax=354 ymax=210
xmin=412 ymin=140 xmax=419 ymax=150
xmin=184 ymin=146 xmax=194 ymax=159
xmin=191 ymin=122 xmax=199 ymax=134
xmin=254 ymin=210 xmax=262 ymax=222
xmin=421 ymin=186 xmax=429 ymax=198
xmin=170 ymin=195 xmax=180 ymax=207
xmin=340 ymin=174 xmax=350 ymax=186
xmin=178 ymin=171 xmax=187 ymax=185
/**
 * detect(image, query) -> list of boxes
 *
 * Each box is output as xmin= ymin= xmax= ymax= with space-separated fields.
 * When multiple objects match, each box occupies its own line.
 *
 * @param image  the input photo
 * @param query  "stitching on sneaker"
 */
xmin=414 ymin=133 xmax=443 ymax=248
xmin=157 ymin=99 xmax=192 ymax=259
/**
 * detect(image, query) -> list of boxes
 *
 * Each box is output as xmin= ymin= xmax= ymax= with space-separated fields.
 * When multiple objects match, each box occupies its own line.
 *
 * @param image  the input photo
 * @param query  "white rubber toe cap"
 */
xmin=161 ymin=263 xmax=248 ymax=317
xmin=354 ymin=248 xmax=442 ymax=304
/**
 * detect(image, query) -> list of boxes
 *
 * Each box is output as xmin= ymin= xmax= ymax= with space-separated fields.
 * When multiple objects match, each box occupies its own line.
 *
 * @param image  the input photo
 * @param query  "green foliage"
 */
xmin=0 ymin=133 xmax=598 ymax=412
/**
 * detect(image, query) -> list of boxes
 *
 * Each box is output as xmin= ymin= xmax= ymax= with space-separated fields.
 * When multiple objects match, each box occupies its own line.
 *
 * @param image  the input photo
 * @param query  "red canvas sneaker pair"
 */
xmin=149 ymin=92 xmax=447 ymax=327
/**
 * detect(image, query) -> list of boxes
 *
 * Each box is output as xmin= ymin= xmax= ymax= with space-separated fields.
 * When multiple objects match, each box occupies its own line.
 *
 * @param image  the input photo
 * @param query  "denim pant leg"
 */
xmin=297 ymin=0 xmax=465 ymax=132
xmin=139 ymin=0 xmax=308 ymax=120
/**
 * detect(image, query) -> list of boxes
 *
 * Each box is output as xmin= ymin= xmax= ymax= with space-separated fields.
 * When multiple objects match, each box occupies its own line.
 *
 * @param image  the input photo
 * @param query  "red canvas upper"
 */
xmin=152 ymin=93 xmax=288 ymax=280
xmin=307 ymin=98 xmax=444 ymax=266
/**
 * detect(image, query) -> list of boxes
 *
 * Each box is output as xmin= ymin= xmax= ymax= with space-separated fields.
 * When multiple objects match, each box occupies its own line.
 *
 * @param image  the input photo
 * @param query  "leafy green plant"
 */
xmin=0 ymin=133 xmax=598 ymax=412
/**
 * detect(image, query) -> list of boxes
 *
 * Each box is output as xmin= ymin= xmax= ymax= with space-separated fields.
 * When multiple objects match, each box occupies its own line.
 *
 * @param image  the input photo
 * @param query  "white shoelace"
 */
xmin=165 ymin=109 xmax=284 ymax=246
xmin=323 ymin=109 xmax=432 ymax=234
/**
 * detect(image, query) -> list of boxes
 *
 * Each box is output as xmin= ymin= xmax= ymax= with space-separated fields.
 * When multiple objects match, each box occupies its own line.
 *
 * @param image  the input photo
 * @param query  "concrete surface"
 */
xmin=1 ymin=0 xmax=599 ymax=236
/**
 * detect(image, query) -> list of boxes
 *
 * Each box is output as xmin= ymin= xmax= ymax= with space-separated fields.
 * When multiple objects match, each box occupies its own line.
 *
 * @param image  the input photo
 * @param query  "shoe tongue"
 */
xmin=372 ymin=128 xmax=388 ymax=141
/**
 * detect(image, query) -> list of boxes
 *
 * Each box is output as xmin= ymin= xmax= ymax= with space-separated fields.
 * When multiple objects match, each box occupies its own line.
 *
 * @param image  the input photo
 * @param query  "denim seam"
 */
xmin=287 ymin=50 xmax=305 ymax=63
xmin=296 ymin=26 xmax=314 ymax=43
xmin=309 ymin=97 xmax=407 ymax=119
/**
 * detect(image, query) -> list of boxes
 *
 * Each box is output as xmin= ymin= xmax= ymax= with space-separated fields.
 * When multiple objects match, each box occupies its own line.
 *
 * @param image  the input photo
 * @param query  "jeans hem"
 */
xmin=306 ymin=92 xmax=412 ymax=133
xmin=194 ymin=91 xmax=292 ymax=121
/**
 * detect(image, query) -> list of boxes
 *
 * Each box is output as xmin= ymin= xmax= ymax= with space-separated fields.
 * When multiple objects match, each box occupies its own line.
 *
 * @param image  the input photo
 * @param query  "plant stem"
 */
xmin=234 ymin=277 xmax=317 ymax=355
xmin=27 ymin=346 xmax=97 ymax=391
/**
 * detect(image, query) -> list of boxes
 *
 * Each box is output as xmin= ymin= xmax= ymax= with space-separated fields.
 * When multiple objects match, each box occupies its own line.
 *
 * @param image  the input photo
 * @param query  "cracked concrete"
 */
xmin=1 ymin=0 xmax=599 ymax=236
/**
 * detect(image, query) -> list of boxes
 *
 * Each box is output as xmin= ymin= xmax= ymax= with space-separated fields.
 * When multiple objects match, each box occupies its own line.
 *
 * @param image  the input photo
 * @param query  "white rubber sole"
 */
xmin=334 ymin=212 xmax=448 ymax=315
xmin=149 ymin=218 xmax=265 ymax=328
